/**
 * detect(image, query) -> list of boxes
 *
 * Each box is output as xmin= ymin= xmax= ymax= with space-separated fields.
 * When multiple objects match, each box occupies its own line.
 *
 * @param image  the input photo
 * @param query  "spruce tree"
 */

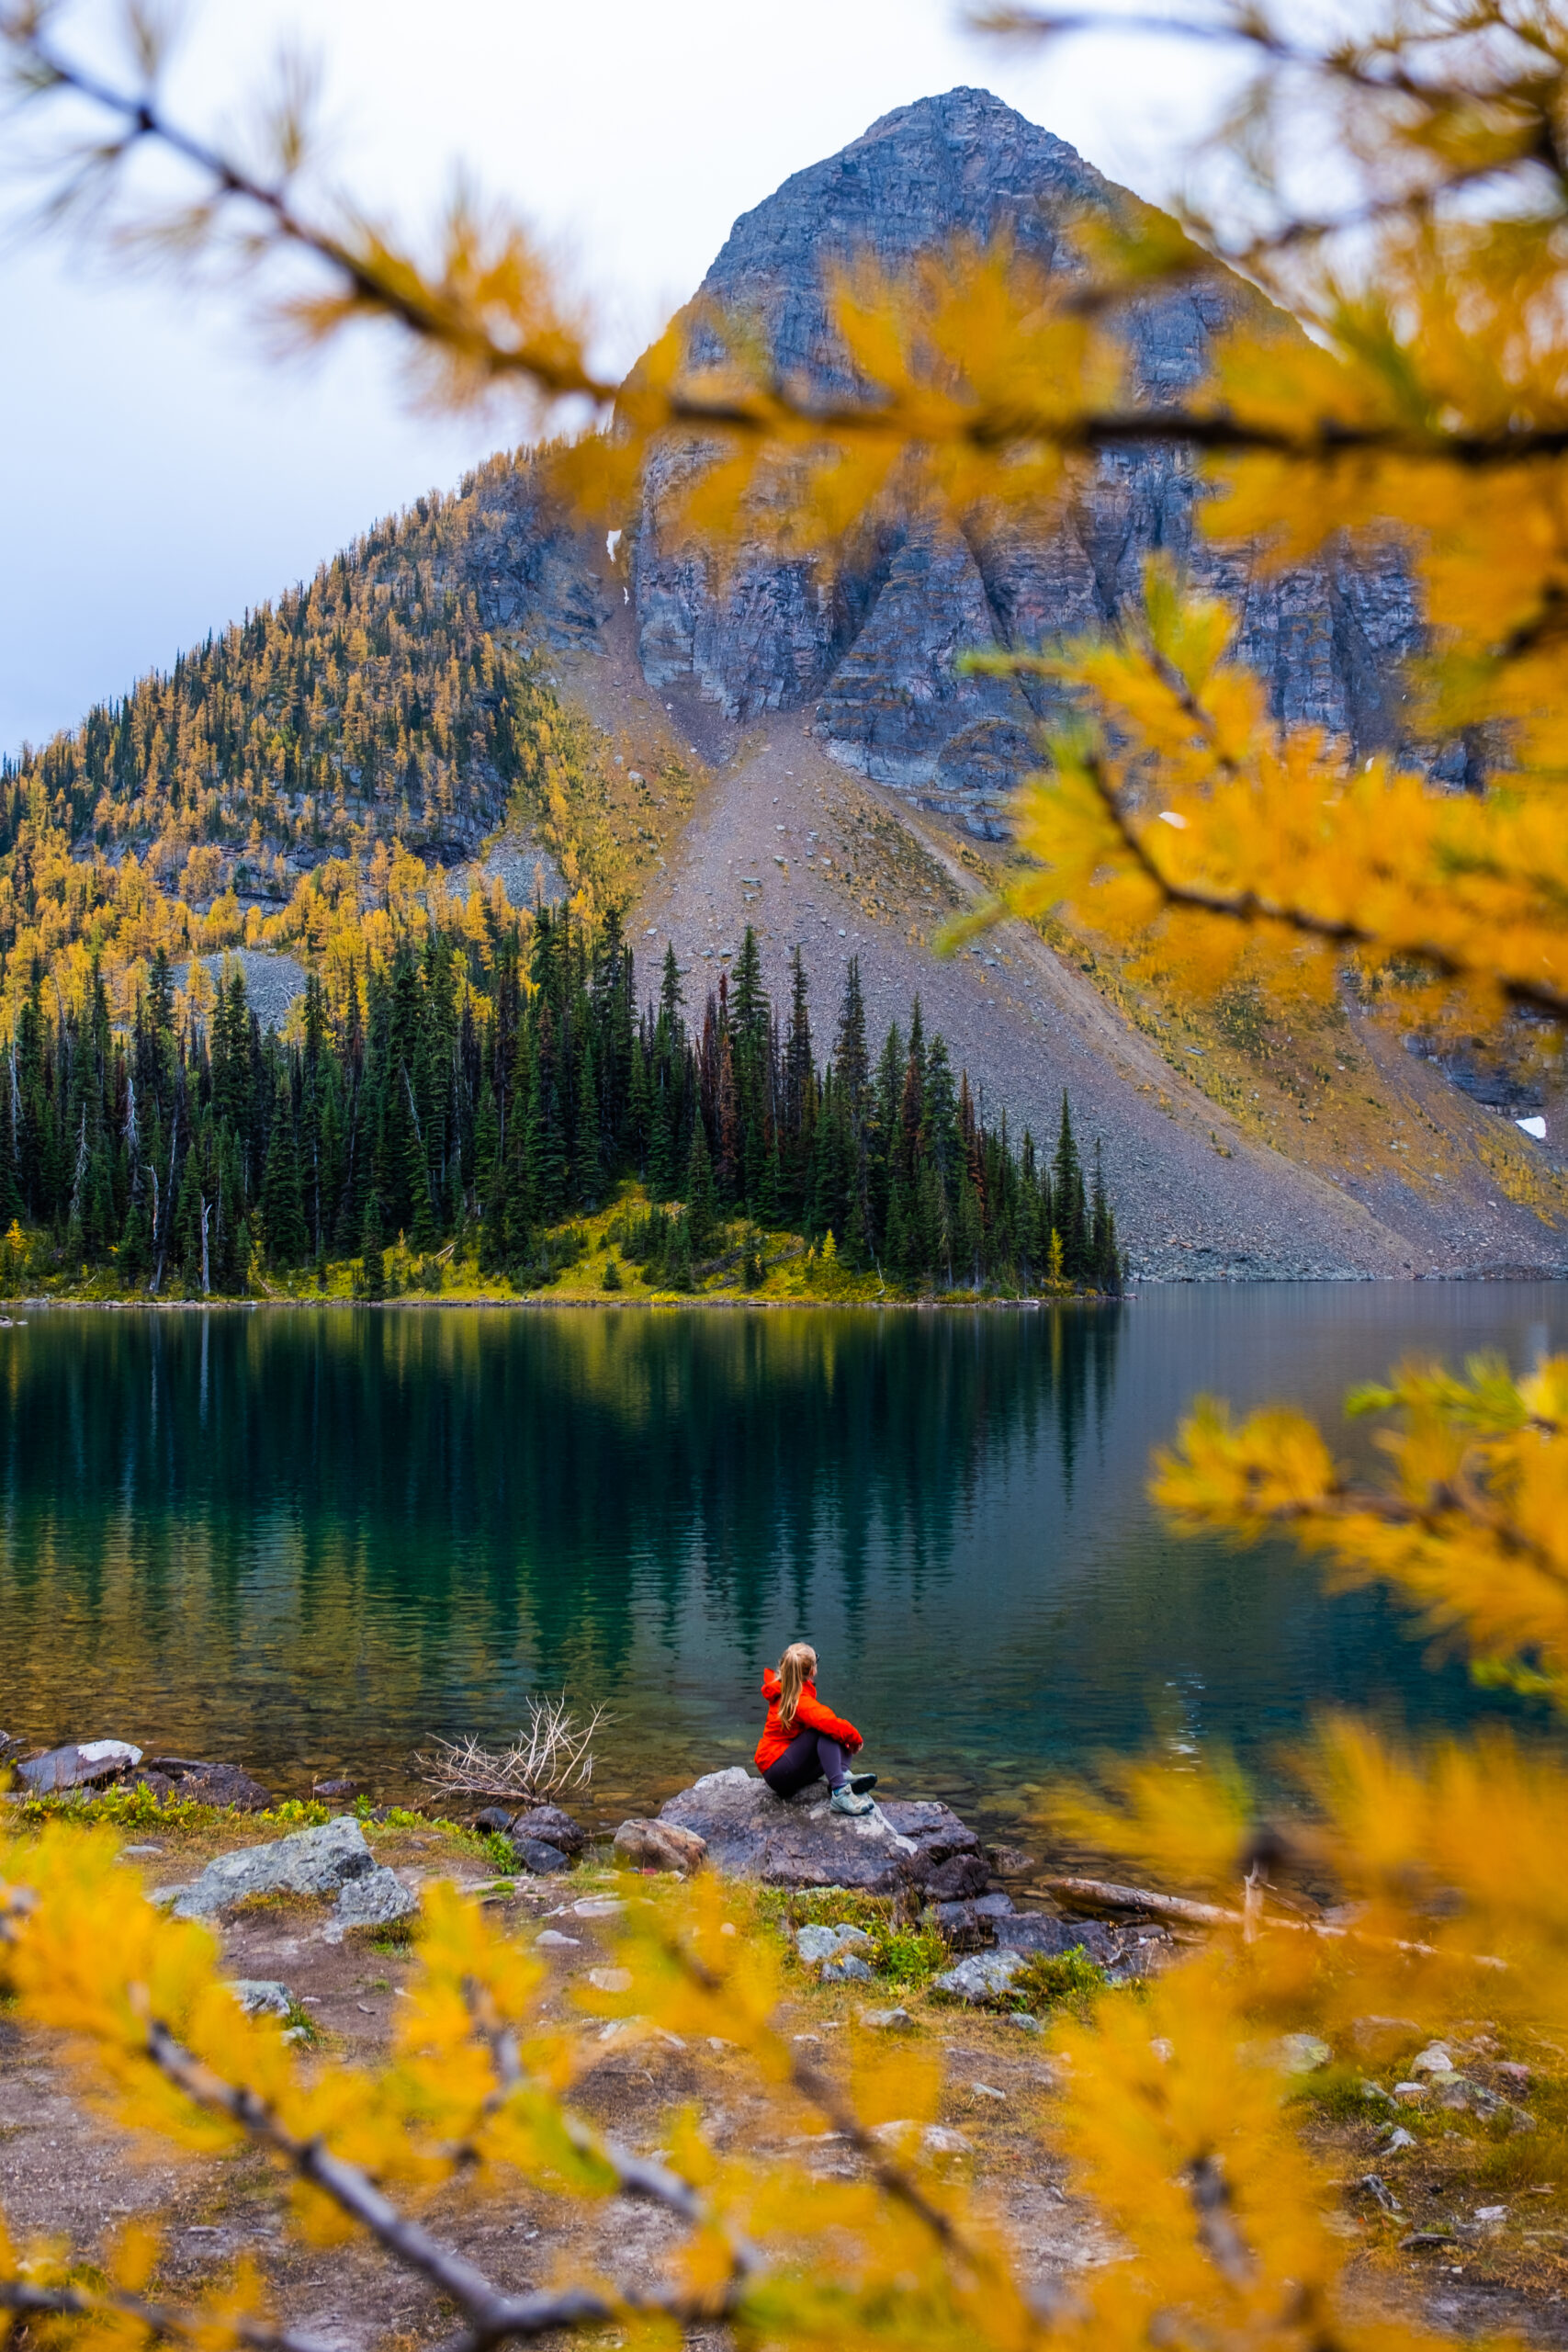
xmin=685 ymin=1117 xmax=717 ymax=1254
xmin=362 ymin=1187 xmax=388 ymax=1301
xmin=260 ymin=1079 xmax=309 ymax=1266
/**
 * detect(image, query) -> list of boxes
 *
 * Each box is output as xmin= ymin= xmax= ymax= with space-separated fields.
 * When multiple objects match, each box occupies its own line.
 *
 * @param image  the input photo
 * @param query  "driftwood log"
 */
xmin=1041 ymin=1875 xmax=1240 ymax=1928
xmin=1040 ymin=1874 xmax=1506 ymax=1970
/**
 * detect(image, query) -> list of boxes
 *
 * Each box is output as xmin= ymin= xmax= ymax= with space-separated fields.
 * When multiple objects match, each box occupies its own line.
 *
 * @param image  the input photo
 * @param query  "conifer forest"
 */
xmin=0 ymin=909 xmax=1122 ymax=1301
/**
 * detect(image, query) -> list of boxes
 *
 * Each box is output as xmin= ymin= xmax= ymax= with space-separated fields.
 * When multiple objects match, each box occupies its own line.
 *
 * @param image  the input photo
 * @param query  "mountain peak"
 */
xmin=700 ymin=88 xmax=1110 ymax=316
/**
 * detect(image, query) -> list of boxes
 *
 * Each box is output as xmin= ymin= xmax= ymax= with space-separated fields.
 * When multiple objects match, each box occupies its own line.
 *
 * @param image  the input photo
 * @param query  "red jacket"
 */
xmin=755 ymin=1669 xmax=863 ymax=1772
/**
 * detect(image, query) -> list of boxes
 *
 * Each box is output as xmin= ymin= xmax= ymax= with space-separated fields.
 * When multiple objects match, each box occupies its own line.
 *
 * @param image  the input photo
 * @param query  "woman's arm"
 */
xmin=794 ymin=1690 xmax=863 ymax=1749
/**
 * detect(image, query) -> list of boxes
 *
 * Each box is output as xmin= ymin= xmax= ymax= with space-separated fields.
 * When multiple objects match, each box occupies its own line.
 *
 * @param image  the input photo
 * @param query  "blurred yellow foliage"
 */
xmin=7 ymin=4 xmax=1568 ymax=2348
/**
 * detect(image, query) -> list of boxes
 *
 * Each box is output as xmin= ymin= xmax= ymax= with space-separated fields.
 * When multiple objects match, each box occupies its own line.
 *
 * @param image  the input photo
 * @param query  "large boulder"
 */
xmin=994 ymin=1914 xmax=1120 ymax=1964
xmin=227 ymin=1979 xmax=295 ymax=2017
xmin=657 ymin=1769 xmax=979 ymax=1897
xmin=167 ymin=1817 xmax=377 ymax=1918
xmin=513 ymin=1838 xmax=573 ymax=1875
xmin=145 ymin=1758 xmax=276 ymax=1812
xmin=323 ymin=1865 xmax=420 ymax=1944
xmin=17 ymin=1740 xmax=142 ymax=1794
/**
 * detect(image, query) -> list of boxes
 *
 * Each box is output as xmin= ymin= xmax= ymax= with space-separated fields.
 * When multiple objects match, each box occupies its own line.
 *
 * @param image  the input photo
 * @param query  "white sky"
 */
xmin=0 ymin=0 xmax=1239 ymax=756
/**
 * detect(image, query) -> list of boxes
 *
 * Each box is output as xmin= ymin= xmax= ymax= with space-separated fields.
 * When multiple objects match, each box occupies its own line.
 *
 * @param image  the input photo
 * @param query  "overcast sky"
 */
xmin=0 ymin=1 xmax=1235 ymax=757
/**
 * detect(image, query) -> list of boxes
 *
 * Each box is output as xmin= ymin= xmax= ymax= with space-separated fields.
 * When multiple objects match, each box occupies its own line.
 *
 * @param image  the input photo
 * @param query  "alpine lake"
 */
xmin=4 ymin=1286 xmax=1564 ymax=1843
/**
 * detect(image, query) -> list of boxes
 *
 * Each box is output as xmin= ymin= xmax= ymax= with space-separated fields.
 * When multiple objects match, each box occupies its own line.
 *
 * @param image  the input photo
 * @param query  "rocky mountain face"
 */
xmin=618 ymin=88 xmax=1422 ymax=834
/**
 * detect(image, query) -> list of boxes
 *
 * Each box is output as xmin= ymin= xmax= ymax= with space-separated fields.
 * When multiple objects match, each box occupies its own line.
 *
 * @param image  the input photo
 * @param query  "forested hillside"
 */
xmin=0 ymin=455 xmax=626 ymax=1029
xmin=0 ymin=904 xmax=1120 ymax=1300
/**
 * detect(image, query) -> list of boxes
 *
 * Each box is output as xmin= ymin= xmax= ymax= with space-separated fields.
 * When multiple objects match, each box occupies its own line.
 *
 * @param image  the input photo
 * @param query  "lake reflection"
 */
xmin=1 ymin=1291 xmax=1562 ymax=1834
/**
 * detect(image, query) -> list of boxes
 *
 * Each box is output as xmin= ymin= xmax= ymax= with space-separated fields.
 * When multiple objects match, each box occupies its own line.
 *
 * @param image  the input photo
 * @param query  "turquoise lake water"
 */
xmin=2 ymin=1289 xmax=1562 ymax=1838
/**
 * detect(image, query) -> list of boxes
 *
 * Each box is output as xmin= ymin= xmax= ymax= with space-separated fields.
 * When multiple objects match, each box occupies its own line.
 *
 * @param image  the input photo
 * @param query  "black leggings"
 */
xmin=763 ymin=1726 xmax=851 ymax=1798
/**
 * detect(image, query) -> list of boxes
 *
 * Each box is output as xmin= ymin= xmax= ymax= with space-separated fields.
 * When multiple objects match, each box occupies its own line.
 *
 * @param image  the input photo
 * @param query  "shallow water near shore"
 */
xmin=3 ymin=1287 xmax=1564 ymax=1840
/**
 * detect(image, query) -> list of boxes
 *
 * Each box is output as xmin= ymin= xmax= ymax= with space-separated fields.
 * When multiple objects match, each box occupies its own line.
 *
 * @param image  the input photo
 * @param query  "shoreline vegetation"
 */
xmin=0 ymin=900 xmax=1126 ymax=1308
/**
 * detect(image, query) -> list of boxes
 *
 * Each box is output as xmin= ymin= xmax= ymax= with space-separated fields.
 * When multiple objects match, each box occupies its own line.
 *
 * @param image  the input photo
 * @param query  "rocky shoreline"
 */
xmin=4 ymin=1736 xmax=1163 ymax=2001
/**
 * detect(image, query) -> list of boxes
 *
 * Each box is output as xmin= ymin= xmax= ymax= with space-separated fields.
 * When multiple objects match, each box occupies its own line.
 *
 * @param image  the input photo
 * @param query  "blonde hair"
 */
xmin=776 ymin=1642 xmax=818 ymax=1729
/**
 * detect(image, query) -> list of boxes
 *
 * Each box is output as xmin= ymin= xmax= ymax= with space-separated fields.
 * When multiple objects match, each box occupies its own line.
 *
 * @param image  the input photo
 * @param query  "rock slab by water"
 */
xmin=658 ymin=1768 xmax=980 ymax=1896
xmin=17 ymin=1740 xmax=143 ymax=1793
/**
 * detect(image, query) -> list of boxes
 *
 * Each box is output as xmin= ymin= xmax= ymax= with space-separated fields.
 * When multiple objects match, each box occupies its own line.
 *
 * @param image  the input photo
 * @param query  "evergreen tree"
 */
xmin=685 ymin=1117 xmax=717 ymax=1253
xmin=362 ymin=1187 xmax=388 ymax=1301
xmin=260 ymin=1077 xmax=309 ymax=1266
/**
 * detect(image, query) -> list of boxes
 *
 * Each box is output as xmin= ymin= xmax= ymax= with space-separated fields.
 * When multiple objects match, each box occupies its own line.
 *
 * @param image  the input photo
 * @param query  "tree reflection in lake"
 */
xmin=0 ymin=1294 xmax=1552 ymax=1832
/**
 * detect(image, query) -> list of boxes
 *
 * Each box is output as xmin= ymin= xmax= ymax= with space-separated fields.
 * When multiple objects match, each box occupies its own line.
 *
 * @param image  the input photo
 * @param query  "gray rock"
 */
xmin=797 ymin=1922 xmax=874 ymax=1965
xmin=17 ymin=1739 xmax=142 ymax=1793
xmin=993 ymin=1914 xmax=1119 ymax=1965
xmin=1278 ymin=2033 xmax=1333 ymax=2075
xmin=874 ymin=1799 xmax=984 ymax=1873
xmin=323 ymin=1865 xmax=419 ymax=1943
xmin=168 ymin=1817 xmax=376 ymax=1918
xmin=1009 ymin=2011 xmax=1045 ymax=2033
xmin=934 ymin=1948 xmax=1032 ymax=2004
xmin=923 ymin=1850 xmax=991 ymax=1903
xmin=822 ymin=1953 xmax=874 ymax=1984
xmin=863 ymin=2007 xmax=916 ymax=2030
xmin=512 ymin=1838 xmax=572 ymax=1875
xmin=512 ymin=1804 xmax=588 ymax=1856
xmin=659 ymin=1767 xmax=918 ymax=1894
xmin=227 ymin=1979 xmax=294 ymax=2018
xmin=926 ymin=1895 xmax=1012 ymax=1951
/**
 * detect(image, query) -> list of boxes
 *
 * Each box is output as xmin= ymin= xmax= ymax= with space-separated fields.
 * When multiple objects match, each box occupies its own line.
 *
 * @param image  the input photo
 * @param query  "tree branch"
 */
xmin=0 ymin=18 xmax=614 ymax=404
xmin=145 ymin=2018 xmax=545 ymax=2333
xmin=0 ymin=2278 xmax=336 ymax=2352
xmin=1081 ymin=751 xmax=1568 ymax=1025
xmin=149 ymin=2006 xmax=756 ymax=2346
xmin=15 ymin=17 xmax=1568 ymax=469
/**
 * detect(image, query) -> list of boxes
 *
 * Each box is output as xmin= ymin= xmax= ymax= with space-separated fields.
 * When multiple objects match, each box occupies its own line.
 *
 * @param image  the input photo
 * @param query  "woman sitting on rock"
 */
xmin=756 ymin=1642 xmax=877 ymax=1815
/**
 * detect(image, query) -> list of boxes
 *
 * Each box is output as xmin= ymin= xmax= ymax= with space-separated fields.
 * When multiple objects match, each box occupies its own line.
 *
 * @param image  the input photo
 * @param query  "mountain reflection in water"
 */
xmin=0 ymin=1294 xmax=1559 ymax=1834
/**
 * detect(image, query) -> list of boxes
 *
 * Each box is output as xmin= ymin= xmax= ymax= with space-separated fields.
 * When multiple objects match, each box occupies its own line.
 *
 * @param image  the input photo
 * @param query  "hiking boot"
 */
xmin=829 ymin=1785 xmax=875 ymax=1817
xmin=848 ymin=1771 xmax=878 ymax=1794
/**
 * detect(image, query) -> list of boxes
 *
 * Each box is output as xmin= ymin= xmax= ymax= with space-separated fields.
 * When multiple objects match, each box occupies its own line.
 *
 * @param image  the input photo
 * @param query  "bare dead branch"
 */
xmin=417 ymin=1696 xmax=607 ymax=1804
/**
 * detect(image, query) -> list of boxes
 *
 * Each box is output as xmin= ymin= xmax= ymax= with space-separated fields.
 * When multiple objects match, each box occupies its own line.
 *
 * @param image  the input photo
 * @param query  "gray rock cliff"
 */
xmin=625 ymin=88 xmax=1419 ymax=832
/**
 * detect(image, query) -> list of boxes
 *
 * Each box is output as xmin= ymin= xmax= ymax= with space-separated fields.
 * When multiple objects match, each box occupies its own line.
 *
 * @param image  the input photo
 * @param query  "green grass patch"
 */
xmin=760 ymin=1887 xmax=945 ymax=1988
xmin=1006 ymin=1948 xmax=1108 ymax=2018
xmin=1287 ymin=2067 xmax=1393 ymax=2123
